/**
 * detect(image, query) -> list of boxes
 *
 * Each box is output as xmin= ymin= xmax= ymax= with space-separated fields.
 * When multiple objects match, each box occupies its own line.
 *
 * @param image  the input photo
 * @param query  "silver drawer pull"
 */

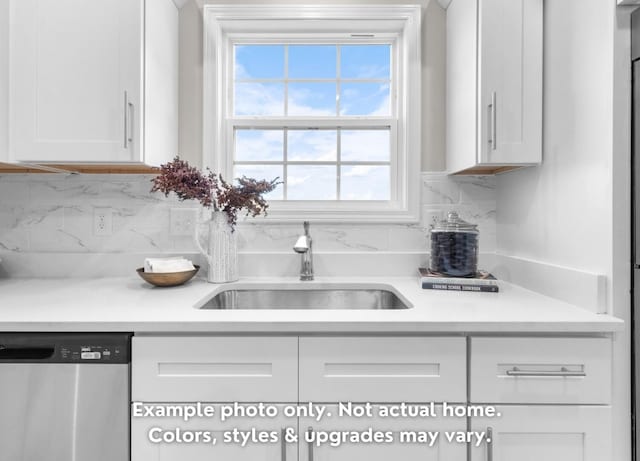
xmin=281 ymin=428 xmax=286 ymax=461
xmin=123 ymin=91 xmax=129 ymax=148
xmin=505 ymin=366 xmax=586 ymax=377
xmin=307 ymin=427 xmax=314 ymax=461
xmin=487 ymin=427 xmax=493 ymax=461
xmin=488 ymin=91 xmax=497 ymax=150
xmin=123 ymin=91 xmax=134 ymax=149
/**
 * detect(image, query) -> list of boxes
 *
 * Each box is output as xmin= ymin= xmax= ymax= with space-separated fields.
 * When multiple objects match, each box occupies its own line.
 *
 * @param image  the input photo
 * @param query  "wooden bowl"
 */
xmin=136 ymin=265 xmax=200 ymax=287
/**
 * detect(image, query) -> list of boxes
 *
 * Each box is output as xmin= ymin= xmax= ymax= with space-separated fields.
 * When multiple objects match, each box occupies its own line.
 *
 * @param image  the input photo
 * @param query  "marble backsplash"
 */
xmin=0 ymin=172 xmax=496 ymax=276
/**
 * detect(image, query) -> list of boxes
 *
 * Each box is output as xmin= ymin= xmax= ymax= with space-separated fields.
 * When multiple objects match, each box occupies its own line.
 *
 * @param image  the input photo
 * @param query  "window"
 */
xmin=204 ymin=5 xmax=421 ymax=222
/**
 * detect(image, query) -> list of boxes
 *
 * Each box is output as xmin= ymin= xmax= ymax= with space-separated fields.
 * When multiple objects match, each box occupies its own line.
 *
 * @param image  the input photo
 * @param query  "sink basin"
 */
xmin=198 ymin=284 xmax=412 ymax=310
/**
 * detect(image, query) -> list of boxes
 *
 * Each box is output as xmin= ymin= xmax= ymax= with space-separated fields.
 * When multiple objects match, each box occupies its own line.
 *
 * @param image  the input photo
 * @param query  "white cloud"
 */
xmin=236 ymin=130 xmax=283 ymax=161
xmin=342 ymin=130 xmax=390 ymax=161
xmin=235 ymin=83 xmax=284 ymax=116
xmin=287 ymin=175 xmax=310 ymax=187
xmin=342 ymin=165 xmax=378 ymax=177
xmin=234 ymin=63 xmax=249 ymax=80
xmin=288 ymin=130 xmax=337 ymax=161
xmin=288 ymin=85 xmax=336 ymax=116
xmin=340 ymin=83 xmax=390 ymax=116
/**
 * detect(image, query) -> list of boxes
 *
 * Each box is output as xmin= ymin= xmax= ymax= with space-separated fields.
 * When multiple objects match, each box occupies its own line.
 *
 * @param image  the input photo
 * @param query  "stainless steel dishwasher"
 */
xmin=0 ymin=333 xmax=131 ymax=461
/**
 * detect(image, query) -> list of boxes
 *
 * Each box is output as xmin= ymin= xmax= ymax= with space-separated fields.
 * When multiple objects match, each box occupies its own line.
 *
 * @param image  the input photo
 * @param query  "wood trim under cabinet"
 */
xmin=0 ymin=163 xmax=159 ymax=174
xmin=450 ymin=165 xmax=525 ymax=175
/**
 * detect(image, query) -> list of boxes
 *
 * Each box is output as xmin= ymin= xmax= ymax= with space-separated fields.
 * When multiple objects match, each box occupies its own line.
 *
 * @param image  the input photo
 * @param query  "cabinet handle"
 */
xmin=123 ymin=91 xmax=134 ymax=148
xmin=488 ymin=92 xmax=497 ymax=150
xmin=505 ymin=366 xmax=586 ymax=377
xmin=124 ymin=91 xmax=129 ymax=148
xmin=487 ymin=427 xmax=493 ymax=461
xmin=307 ymin=427 xmax=314 ymax=461
xmin=281 ymin=428 xmax=287 ymax=461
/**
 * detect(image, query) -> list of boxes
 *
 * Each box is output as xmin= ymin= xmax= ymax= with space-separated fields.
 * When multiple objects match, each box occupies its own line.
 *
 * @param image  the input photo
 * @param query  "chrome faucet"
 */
xmin=293 ymin=221 xmax=314 ymax=281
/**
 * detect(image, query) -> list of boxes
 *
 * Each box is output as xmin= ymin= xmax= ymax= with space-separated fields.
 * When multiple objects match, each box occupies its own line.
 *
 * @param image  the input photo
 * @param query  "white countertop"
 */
xmin=0 ymin=275 xmax=623 ymax=333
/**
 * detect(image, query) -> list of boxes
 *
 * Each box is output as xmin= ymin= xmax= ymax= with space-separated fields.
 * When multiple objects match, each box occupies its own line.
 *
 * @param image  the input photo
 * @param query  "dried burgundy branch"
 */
xmin=150 ymin=156 xmax=281 ymax=230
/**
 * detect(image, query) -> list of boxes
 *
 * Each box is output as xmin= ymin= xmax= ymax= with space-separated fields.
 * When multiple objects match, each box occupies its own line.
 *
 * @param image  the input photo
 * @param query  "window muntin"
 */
xmin=203 ymin=5 xmax=422 ymax=222
xmin=233 ymin=127 xmax=391 ymax=201
xmin=233 ymin=44 xmax=391 ymax=117
xmin=231 ymin=42 xmax=393 ymax=202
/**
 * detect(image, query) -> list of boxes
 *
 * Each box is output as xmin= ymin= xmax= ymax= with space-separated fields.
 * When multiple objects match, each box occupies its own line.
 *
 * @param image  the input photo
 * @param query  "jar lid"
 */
xmin=431 ymin=211 xmax=478 ymax=233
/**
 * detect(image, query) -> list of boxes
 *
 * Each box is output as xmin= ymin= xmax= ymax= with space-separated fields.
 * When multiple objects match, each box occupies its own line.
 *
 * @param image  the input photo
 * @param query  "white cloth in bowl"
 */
xmin=144 ymin=257 xmax=195 ymax=273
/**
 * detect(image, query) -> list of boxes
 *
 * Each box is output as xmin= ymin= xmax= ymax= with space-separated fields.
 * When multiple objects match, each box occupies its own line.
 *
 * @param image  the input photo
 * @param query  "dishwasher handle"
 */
xmin=0 ymin=346 xmax=55 ymax=360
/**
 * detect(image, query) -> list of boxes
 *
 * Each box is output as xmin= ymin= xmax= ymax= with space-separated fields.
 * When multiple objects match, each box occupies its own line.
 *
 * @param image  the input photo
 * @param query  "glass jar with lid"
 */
xmin=429 ymin=211 xmax=479 ymax=277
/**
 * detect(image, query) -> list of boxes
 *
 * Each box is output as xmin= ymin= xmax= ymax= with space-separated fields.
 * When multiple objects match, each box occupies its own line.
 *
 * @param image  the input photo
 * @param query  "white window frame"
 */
xmin=203 ymin=5 xmax=422 ymax=223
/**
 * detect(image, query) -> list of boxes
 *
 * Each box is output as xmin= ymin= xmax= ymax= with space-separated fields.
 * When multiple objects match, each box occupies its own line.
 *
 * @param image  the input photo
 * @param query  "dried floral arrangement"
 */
xmin=151 ymin=156 xmax=280 ymax=229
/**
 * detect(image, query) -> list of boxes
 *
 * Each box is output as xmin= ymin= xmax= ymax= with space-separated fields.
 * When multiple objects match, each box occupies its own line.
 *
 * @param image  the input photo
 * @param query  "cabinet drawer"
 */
xmin=132 ymin=336 xmax=297 ymax=402
xmin=299 ymin=337 xmax=466 ymax=403
xmin=470 ymin=337 xmax=611 ymax=404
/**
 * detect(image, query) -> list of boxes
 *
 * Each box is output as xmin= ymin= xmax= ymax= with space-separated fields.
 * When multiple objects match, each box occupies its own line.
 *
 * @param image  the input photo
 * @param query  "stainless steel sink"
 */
xmin=198 ymin=285 xmax=412 ymax=310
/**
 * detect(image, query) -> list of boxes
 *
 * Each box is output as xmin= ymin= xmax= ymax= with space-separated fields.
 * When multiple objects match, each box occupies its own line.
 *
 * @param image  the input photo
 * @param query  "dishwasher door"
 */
xmin=0 ymin=333 xmax=130 ymax=461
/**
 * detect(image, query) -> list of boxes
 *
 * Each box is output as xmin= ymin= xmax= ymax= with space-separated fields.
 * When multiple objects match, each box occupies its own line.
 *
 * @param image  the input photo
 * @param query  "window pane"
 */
xmin=340 ymin=45 xmax=391 ymax=79
xmin=288 ymin=83 xmax=336 ymax=116
xmin=235 ymin=130 xmax=283 ymax=161
xmin=235 ymin=45 xmax=285 ymax=79
xmin=234 ymin=83 xmax=284 ymax=116
xmin=341 ymin=166 xmax=390 ymax=200
xmin=340 ymin=82 xmax=390 ymax=116
xmin=288 ymin=45 xmax=336 ymax=79
xmin=287 ymin=165 xmax=337 ymax=200
xmin=341 ymin=130 xmax=390 ymax=161
xmin=234 ymin=164 xmax=284 ymax=200
xmin=288 ymin=130 xmax=337 ymax=161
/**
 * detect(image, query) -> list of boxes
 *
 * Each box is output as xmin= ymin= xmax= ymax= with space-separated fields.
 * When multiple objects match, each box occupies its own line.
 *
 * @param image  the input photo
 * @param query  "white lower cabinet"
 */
xmin=131 ymin=335 xmax=612 ymax=461
xmin=470 ymin=406 xmax=611 ymax=461
xmin=131 ymin=403 xmax=467 ymax=461
xmin=469 ymin=337 xmax=612 ymax=460
xmin=300 ymin=404 xmax=466 ymax=461
xmin=298 ymin=336 xmax=467 ymax=403
xmin=131 ymin=404 xmax=295 ymax=461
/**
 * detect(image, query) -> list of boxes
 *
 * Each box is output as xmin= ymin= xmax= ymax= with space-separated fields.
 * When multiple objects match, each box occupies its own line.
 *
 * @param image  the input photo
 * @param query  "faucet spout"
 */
xmin=294 ymin=221 xmax=314 ymax=280
xmin=293 ymin=235 xmax=309 ymax=253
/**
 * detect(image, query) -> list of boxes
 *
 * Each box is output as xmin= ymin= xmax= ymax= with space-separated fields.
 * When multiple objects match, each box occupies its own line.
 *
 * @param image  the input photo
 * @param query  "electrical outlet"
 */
xmin=170 ymin=208 xmax=198 ymax=236
xmin=93 ymin=207 xmax=113 ymax=236
xmin=422 ymin=209 xmax=442 ymax=229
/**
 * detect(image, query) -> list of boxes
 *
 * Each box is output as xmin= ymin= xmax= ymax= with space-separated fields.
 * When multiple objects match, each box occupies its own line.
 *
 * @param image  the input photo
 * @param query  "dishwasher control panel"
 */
xmin=60 ymin=343 xmax=127 ymax=363
xmin=0 ymin=333 xmax=130 ymax=364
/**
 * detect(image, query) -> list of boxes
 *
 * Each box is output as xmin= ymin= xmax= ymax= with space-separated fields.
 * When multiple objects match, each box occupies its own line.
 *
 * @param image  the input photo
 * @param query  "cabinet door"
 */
xmin=478 ymin=0 xmax=542 ymax=165
xmin=0 ymin=1 xmax=8 ymax=162
xmin=132 ymin=403 xmax=296 ymax=461
xmin=299 ymin=337 xmax=466 ymax=403
xmin=9 ymin=0 xmax=141 ymax=163
xmin=132 ymin=336 xmax=298 ymax=403
xmin=300 ymin=404 xmax=467 ymax=461
xmin=470 ymin=406 xmax=611 ymax=461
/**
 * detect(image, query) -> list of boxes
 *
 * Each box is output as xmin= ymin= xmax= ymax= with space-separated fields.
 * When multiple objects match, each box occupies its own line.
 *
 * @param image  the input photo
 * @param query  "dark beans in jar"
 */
xmin=429 ymin=231 xmax=478 ymax=277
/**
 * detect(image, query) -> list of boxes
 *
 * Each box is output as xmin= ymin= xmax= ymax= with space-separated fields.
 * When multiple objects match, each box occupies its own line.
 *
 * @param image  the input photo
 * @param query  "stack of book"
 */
xmin=418 ymin=268 xmax=499 ymax=293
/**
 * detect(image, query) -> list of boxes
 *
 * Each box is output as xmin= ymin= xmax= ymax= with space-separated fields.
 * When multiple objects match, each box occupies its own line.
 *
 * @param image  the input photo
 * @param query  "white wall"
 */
xmin=177 ymin=0 xmax=447 ymax=171
xmin=496 ymin=1 xmax=631 ymax=459
xmin=0 ymin=1 xmax=8 ymax=161
xmin=497 ymin=1 xmax=613 ymax=272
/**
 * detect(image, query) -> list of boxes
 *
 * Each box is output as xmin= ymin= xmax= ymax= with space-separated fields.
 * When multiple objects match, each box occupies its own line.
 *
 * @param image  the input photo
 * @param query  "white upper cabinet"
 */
xmin=446 ymin=0 xmax=542 ymax=174
xmin=0 ymin=1 xmax=9 ymax=164
xmin=6 ymin=0 xmax=177 ymax=166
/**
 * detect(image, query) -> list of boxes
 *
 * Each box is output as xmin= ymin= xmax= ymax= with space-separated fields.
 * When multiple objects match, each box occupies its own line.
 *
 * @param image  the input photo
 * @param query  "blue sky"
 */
xmin=234 ymin=44 xmax=391 ymax=116
xmin=233 ymin=44 xmax=391 ymax=200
